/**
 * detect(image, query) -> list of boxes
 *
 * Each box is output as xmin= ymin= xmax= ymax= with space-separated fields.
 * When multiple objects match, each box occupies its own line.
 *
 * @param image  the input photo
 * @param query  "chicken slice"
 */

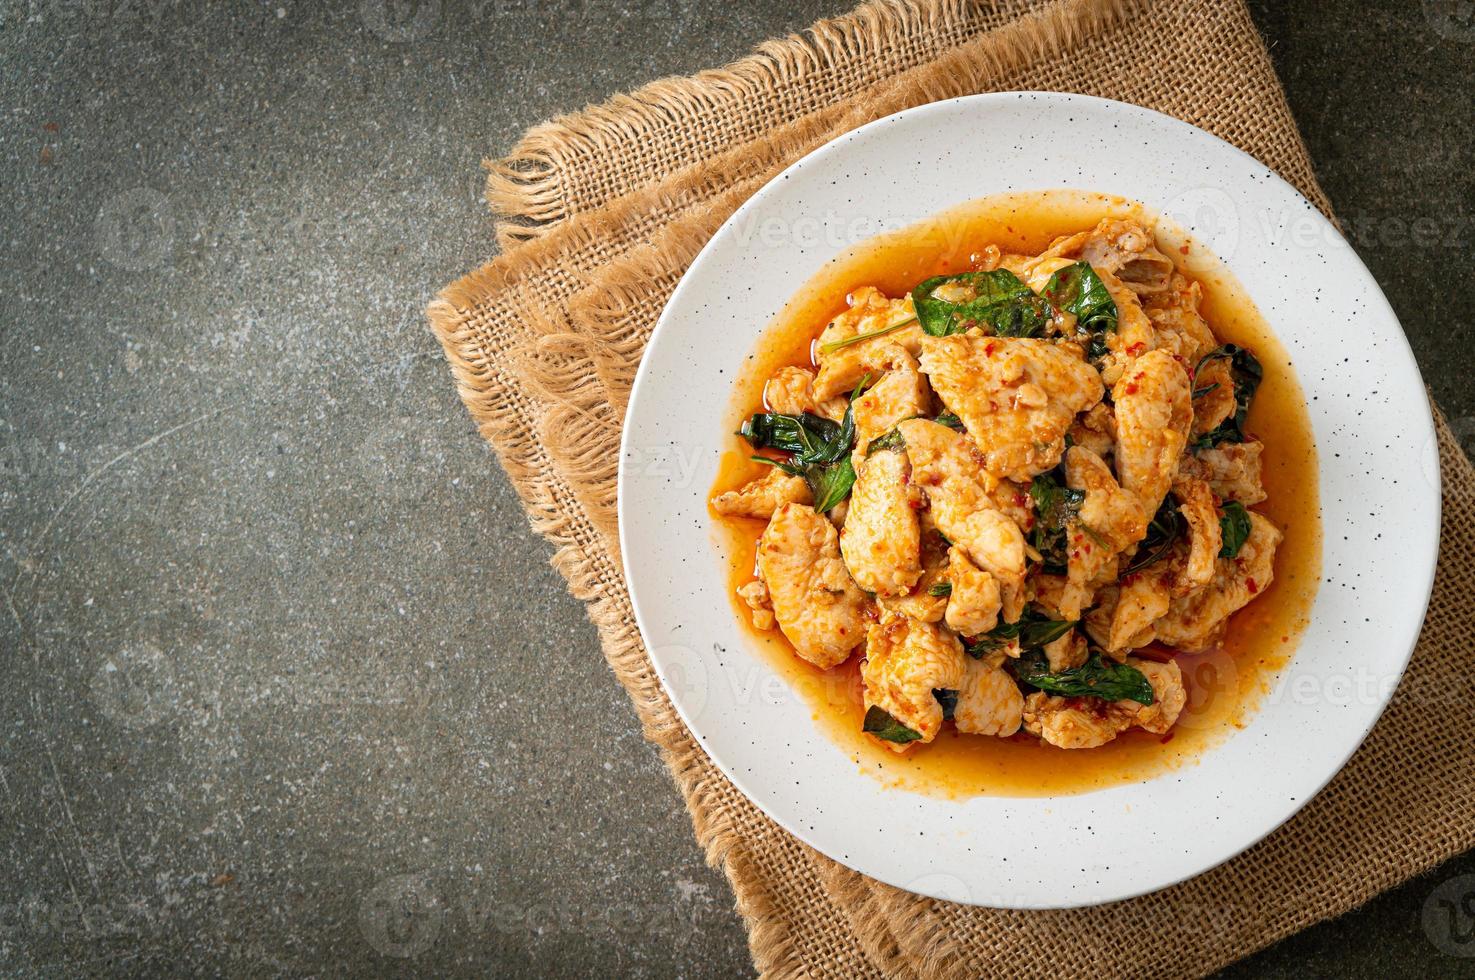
xmin=1145 ymin=276 xmax=1219 ymax=365
xmin=711 ymin=468 xmax=812 ymax=519
xmin=898 ymin=418 xmax=1027 ymax=619
xmin=1022 ymin=656 xmax=1186 ymax=749
xmin=1178 ymin=441 xmax=1267 ymax=505
xmin=840 ymin=449 xmax=922 ymax=597
xmin=756 ymin=503 xmax=869 ymax=668
xmin=1154 ymin=511 xmax=1282 ymax=652
xmin=918 ymin=333 xmax=1104 ymax=482
xmin=1067 ymin=401 xmax=1117 ymax=460
xmin=1190 ymin=356 xmax=1237 ymax=436
xmin=763 ymin=365 xmax=846 ymax=421
xmin=861 ymin=617 xmax=966 ymax=750
xmin=1107 ymin=572 xmax=1171 ymax=653
xmin=850 ymin=345 xmax=931 ymax=456
xmin=943 ymin=547 xmax=1002 ymax=636
xmin=736 ymin=580 xmax=775 ymax=631
xmin=876 ymin=522 xmax=950 ymax=623
xmin=1172 ymin=476 xmax=1223 ymax=592
xmin=1112 ymin=349 xmax=1192 ymax=516
xmin=1040 ymin=218 xmax=1176 ymax=297
xmin=953 ymin=654 xmax=1024 ymax=737
xmin=813 ymin=288 xmax=924 ymax=400
xmin=1094 ymin=267 xmax=1158 ymax=386
xmin=1064 ymin=445 xmax=1147 ymax=613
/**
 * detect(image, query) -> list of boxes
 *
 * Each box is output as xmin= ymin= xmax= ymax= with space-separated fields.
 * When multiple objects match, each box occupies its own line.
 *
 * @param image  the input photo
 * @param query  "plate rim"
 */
xmin=616 ymin=91 xmax=1441 ymax=908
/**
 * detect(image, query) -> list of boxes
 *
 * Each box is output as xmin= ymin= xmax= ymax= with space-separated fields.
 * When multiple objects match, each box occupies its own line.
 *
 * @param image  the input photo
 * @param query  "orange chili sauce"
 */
xmin=709 ymin=190 xmax=1322 ymax=798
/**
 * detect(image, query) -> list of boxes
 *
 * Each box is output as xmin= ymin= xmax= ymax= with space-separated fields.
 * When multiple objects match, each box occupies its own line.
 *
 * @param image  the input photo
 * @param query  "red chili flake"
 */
xmin=1246 ymin=577 xmax=1260 ymax=594
xmin=1120 ymin=572 xmax=1141 ymax=586
xmin=1123 ymin=383 xmax=1139 ymax=395
xmin=1179 ymin=243 xmax=1190 ymax=255
xmin=984 ymin=342 xmax=997 ymax=356
xmin=1126 ymin=341 xmax=1147 ymax=356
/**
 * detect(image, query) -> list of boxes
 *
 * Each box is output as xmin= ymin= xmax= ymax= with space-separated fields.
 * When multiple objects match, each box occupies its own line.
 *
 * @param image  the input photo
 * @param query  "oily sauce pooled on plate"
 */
xmin=709 ymin=191 xmax=1321 ymax=798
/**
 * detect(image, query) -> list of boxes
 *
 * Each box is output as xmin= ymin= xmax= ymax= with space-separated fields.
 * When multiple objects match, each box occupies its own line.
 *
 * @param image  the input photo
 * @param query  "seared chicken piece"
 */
xmin=1067 ymin=401 xmax=1117 ymax=460
xmin=1155 ymin=511 xmax=1282 ymax=652
xmin=841 ymin=450 xmax=922 ymax=597
xmin=1043 ymin=627 xmax=1090 ymax=672
xmin=736 ymin=580 xmax=775 ymax=632
xmin=764 ymin=365 xmax=846 ymax=420
xmin=1172 ymin=476 xmax=1223 ymax=592
xmin=1178 ymin=441 xmax=1267 ymax=505
xmin=877 ymin=522 xmax=950 ymax=623
xmin=943 ymin=547 xmax=1003 ymax=636
xmin=1108 ymin=572 xmax=1171 ymax=653
xmin=1039 ymin=218 xmax=1176 ymax=297
xmin=1112 ymin=350 xmax=1192 ymax=517
xmin=953 ymin=654 xmax=1024 ymax=736
xmin=813 ymin=288 xmax=924 ymax=400
xmin=1146 ymin=276 xmax=1218 ymax=365
xmin=1022 ymin=656 xmax=1186 ymax=749
xmin=1064 ymin=445 xmax=1147 ymax=615
xmin=898 ymin=418 xmax=1027 ymax=619
xmin=1094 ymin=267 xmax=1158 ymax=386
xmin=1190 ymin=356 xmax=1237 ymax=436
xmin=918 ymin=334 xmax=1103 ymax=482
xmin=711 ymin=468 xmax=813 ymax=519
xmin=850 ymin=345 xmax=931 ymax=456
xmin=861 ymin=616 xmax=966 ymax=750
xmin=757 ymin=503 xmax=868 ymax=668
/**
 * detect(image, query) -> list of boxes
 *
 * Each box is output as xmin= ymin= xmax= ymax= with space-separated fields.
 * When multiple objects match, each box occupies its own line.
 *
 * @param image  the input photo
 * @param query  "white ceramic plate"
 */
xmin=618 ymin=93 xmax=1440 ymax=908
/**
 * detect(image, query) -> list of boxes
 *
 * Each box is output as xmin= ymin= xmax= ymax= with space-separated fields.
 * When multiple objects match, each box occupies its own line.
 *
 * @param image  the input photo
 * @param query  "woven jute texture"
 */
xmin=429 ymin=1 xmax=1475 ymax=976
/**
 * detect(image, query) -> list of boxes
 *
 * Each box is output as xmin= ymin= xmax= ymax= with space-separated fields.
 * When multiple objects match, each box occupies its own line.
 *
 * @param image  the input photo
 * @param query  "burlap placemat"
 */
xmin=429 ymin=1 xmax=1475 ymax=975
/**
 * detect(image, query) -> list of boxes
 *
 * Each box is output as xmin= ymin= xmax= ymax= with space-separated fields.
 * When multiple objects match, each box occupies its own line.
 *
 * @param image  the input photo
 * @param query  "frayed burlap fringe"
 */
xmin=484 ymin=0 xmax=1048 ymax=247
xmin=432 ymin=0 xmax=1475 ymax=976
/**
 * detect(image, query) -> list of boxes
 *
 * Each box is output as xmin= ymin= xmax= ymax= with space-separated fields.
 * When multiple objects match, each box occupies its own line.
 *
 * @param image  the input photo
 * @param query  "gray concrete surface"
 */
xmin=0 ymin=0 xmax=1470 ymax=975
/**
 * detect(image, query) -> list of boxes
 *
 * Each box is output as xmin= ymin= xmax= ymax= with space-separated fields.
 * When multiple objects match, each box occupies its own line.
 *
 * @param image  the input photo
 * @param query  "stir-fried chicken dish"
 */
xmin=712 ymin=218 xmax=1280 ymax=752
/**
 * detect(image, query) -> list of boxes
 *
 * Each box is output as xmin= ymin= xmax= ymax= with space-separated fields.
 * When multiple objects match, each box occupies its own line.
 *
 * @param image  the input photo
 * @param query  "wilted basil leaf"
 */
xmin=1190 ymin=345 xmax=1263 ymax=450
xmin=911 ymin=269 xmax=1052 ymax=338
xmin=1219 ymin=500 xmax=1252 ymax=558
xmin=865 ymin=427 xmax=907 ymax=455
xmin=934 ymin=412 xmax=963 ymax=430
xmin=1014 ymin=651 xmax=1155 ymax=705
xmin=1042 ymin=261 xmax=1117 ymax=360
xmin=927 ymin=581 xmax=953 ymax=597
xmin=739 ymin=390 xmax=862 ymax=513
xmin=965 ymin=611 xmax=1076 ymax=659
xmin=933 ymin=688 xmax=958 ymax=721
xmin=863 ymin=705 xmax=922 ymax=743
xmin=1028 ymin=470 xmax=1086 ymax=575
xmin=1124 ymin=493 xmax=1183 ymax=574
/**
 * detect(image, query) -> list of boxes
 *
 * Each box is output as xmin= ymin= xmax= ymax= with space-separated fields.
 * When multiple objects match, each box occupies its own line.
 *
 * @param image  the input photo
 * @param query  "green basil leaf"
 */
xmin=965 ymin=611 xmax=1076 ymax=659
xmin=911 ymin=269 xmax=1052 ymax=338
xmin=933 ymin=688 xmax=959 ymax=721
xmin=1190 ymin=345 xmax=1264 ymax=450
xmin=934 ymin=412 xmax=963 ymax=430
xmin=1014 ymin=651 xmax=1156 ymax=706
xmin=865 ymin=427 xmax=907 ymax=455
xmin=1124 ymin=493 xmax=1183 ymax=574
xmin=740 ymin=412 xmax=841 ymax=462
xmin=1041 ymin=261 xmax=1117 ymax=359
xmin=807 ymin=455 xmax=857 ymax=513
xmin=1028 ymin=470 xmax=1086 ymax=575
xmin=1218 ymin=500 xmax=1252 ymax=558
xmin=863 ymin=705 xmax=922 ymax=743
xmin=927 ymin=581 xmax=953 ymax=597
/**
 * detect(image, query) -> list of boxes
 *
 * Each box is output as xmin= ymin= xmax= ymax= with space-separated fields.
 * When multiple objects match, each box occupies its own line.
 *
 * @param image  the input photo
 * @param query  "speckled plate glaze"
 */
xmin=618 ymin=93 xmax=1440 ymax=908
